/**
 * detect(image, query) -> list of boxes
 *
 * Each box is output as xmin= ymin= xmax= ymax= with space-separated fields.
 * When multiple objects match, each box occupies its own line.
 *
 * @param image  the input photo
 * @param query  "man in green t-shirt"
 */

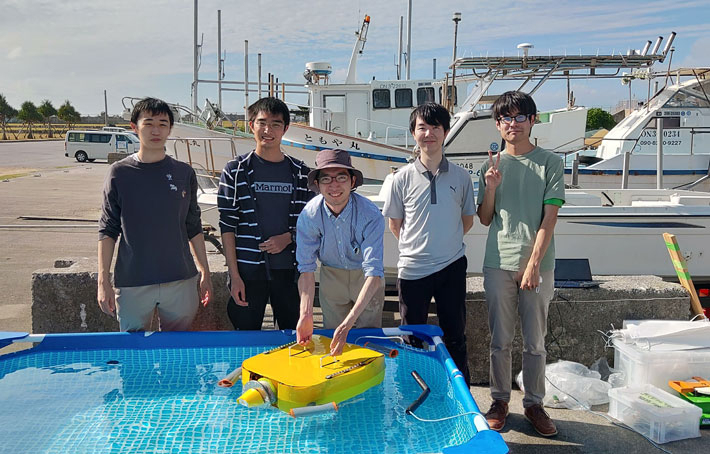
xmin=477 ymin=91 xmax=565 ymax=437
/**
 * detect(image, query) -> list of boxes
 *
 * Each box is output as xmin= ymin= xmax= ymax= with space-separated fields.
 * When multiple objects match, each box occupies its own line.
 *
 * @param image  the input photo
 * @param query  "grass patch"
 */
xmin=0 ymin=172 xmax=32 ymax=180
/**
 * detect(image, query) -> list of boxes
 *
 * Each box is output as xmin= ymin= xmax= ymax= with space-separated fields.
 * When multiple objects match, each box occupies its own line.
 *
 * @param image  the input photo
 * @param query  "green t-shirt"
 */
xmin=477 ymin=146 xmax=565 ymax=272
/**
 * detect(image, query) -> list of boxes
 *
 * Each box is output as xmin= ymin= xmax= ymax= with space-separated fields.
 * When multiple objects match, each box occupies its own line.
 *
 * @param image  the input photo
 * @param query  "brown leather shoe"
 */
xmin=524 ymin=404 xmax=558 ymax=437
xmin=484 ymin=400 xmax=509 ymax=431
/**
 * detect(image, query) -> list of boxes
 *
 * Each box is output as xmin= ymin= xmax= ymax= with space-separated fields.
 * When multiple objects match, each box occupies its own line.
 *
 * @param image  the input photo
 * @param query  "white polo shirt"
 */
xmin=382 ymin=157 xmax=475 ymax=280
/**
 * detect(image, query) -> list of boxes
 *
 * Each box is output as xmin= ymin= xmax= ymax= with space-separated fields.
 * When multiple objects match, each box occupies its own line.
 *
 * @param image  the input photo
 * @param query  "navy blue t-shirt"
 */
xmin=252 ymin=154 xmax=294 ymax=269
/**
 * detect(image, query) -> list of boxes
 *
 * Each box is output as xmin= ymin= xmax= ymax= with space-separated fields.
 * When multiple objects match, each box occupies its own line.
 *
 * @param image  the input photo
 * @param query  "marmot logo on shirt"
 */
xmin=166 ymin=173 xmax=173 ymax=181
xmin=254 ymin=182 xmax=293 ymax=193
xmin=450 ymin=186 xmax=457 ymax=192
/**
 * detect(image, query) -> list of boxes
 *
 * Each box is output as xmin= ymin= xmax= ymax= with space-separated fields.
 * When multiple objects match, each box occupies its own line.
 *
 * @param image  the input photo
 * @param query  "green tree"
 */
xmin=17 ymin=101 xmax=42 ymax=139
xmin=0 ymin=94 xmax=18 ymax=141
xmin=586 ymin=108 xmax=616 ymax=131
xmin=57 ymin=100 xmax=80 ymax=131
xmin=37 ymin=99 xmax=57 ymax=138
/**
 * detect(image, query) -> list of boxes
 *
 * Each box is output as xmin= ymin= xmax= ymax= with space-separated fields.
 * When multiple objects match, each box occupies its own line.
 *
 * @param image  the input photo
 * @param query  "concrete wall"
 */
xmin=32 ymin=258 xmax=691 ymax=385
xmin=32 ymin=255 xmax=233 ymax=333
xmin=463 ymin=276 xmax=691 ymax=384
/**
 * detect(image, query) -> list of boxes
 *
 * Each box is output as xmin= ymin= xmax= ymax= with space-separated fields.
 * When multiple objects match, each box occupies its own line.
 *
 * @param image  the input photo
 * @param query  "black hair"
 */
xmin=409 ymin=102 xmax=451 ymax=133
xmin=492 ymin=91 xmax=537 ymax=120
xmin=247 ymin=97 xmax=290 ymax=127
xmin=131 ymin=97 xmax=174 ymax=126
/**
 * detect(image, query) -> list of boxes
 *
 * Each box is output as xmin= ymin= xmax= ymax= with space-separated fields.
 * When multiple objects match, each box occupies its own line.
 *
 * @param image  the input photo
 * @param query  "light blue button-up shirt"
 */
xmin=296 ymin=192 xmax=385 ymax=277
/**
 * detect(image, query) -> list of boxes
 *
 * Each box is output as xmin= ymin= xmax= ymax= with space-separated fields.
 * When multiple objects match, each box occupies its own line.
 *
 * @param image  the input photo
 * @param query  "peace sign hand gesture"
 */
xmin=484 ymin=150 xmax=502 ymax=190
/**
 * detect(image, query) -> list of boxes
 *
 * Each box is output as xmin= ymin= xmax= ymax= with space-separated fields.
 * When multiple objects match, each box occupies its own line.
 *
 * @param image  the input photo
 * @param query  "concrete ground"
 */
xmin=0 ymin=141 xmax=707 ymax=453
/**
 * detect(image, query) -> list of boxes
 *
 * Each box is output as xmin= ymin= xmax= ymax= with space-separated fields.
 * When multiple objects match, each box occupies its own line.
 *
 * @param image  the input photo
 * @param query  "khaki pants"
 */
xmin=319 ymin=266 xmax=385 ymax=329
xmin=115 ymin=274 xmax=199 ymax=332
xmin=483 ymin=267 xmax=555 ymax=407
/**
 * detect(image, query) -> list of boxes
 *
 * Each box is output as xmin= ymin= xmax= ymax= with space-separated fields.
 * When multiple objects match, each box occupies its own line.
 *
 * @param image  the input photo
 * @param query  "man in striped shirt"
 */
xmin=217 ymin=97 xmax=312 ymax=330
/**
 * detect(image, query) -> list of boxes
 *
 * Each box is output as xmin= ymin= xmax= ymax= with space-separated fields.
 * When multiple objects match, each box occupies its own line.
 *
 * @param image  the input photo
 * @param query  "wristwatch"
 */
xmin=290 ymin=230 xmax=296 ymax=244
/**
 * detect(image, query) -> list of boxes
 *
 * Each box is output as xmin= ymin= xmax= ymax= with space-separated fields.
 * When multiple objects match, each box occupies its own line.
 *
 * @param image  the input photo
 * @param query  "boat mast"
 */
xmin=345 ymin=16 xmax=371 ymax=85
xmin=192 ymin=0 xmax=199 ymax=116
xmin=406 ymin=0 xmax=412 ymax=80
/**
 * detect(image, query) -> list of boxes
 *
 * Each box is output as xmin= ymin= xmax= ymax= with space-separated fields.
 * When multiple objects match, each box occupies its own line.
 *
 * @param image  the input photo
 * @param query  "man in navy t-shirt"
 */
xmin=217 ymin=97 xmax=312 ymax=330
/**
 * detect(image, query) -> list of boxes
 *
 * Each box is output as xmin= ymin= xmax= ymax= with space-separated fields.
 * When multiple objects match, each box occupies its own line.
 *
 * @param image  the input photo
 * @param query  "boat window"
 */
xmin=647 ymin=117 xmax=681 ymax=128
xmin=323 ymin=95 xmax=346 ymax=113
xmin=417 ymin=87 xmax=435 ymax=105
xmin=394 ymin=89 xmax=413 ymax=108
xmin=439 ymin=86 xmax=457 ymax=106
xmin=664 ymin=90 xmax=710 ymax=108
xmin=372 ymin=89 xmax=391 ymax=109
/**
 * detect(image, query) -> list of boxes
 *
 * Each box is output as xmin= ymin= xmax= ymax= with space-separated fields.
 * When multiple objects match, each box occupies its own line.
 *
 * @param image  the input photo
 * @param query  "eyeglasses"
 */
xmin=318 ymin=173 xmax=351 ymax=184
xmin=498 ymin=114 xmax=530 ymax=124
xmin=252 ymin=120 xmax=285 ymax=130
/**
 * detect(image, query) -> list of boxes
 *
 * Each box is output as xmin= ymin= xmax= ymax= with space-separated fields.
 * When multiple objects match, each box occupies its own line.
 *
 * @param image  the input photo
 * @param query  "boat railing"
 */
xmin=354 ymin=118 xmax=410 ymax=147
xmin=168 ymin=136 xmax=239 ymax=178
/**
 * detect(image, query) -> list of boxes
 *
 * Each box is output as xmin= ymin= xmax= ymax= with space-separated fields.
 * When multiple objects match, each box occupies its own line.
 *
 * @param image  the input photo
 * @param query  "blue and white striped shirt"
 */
xmin=296 ymin=193 xmax=385 ymax=277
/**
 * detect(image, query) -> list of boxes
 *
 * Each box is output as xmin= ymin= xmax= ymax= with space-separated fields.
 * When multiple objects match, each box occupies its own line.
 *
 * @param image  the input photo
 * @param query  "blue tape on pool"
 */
xmin=0 ymin=327 xmax=507 ymax=454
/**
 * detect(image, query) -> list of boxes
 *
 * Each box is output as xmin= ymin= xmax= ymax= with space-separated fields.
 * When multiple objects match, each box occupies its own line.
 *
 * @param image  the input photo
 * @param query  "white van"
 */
xmin=64 ymin=130 xmax=140 ymax=162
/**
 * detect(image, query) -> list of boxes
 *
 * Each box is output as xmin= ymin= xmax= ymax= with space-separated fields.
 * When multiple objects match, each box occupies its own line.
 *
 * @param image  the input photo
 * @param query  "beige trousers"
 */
xmin=115 ymin=274 xmax=199 ymax=332
xmin=319 ymin=266 xmax=385 ymax=329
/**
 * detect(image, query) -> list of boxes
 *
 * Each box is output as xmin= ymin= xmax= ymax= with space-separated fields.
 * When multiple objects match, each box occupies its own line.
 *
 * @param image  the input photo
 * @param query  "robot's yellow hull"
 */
xmin=240 ymin=335 xmax=385 ymax=412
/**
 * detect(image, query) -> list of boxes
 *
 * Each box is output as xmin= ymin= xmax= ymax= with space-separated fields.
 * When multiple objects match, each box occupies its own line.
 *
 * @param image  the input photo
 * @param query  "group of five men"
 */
xmin=97 ymin=91 xmax=564 ymax=437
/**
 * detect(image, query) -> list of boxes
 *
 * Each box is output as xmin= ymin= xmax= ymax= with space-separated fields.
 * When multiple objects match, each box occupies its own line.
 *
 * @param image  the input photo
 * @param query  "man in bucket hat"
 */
xmin=296 ymin=149 xmax=385 ymax=356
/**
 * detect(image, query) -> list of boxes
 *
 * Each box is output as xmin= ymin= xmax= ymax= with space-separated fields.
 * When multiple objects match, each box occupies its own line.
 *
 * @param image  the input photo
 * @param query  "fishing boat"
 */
xmin=577 ymin=68 xmax=710 ymax=191
xmin=360 ymin=178 xmax=710 ymax=282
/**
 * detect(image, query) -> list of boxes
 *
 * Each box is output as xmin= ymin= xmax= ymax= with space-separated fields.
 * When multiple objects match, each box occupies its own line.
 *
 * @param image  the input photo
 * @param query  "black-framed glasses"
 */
xmin=252 ymin=120 xmax=285 ymax=130
xmin=318 ymin=174 xmax=351 ymax=184
xmin=498 ymin=114 xmax=530 ymax=124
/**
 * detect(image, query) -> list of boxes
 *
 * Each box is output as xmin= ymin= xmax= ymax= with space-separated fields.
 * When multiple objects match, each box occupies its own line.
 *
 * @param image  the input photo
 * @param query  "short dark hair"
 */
xmin=247 ymin=97 xmax=290 ymax=127
xmin=409 ymin=102 xmax=451 ymax=133
xmin=131 ymin=97 xmax=174 ymax=126
xmin=492 ymin=91 xmax=537 ymax=120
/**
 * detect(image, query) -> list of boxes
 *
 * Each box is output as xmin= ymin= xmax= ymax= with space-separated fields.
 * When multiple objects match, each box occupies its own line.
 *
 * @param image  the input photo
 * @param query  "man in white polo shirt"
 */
xmin=383 ymin=102 xmax=475 ymax=385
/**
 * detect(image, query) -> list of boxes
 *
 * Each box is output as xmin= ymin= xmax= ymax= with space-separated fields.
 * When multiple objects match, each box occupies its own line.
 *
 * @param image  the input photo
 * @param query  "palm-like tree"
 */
xmin=0 ymin=94 xmax=18 ymax=140
xmin=57 ymin=100 xmax=81 ymax=132
xmin=17 ymin=101 xmax=42 ymax=139
xmin=38 ymin=100 xmax=57 ymax=138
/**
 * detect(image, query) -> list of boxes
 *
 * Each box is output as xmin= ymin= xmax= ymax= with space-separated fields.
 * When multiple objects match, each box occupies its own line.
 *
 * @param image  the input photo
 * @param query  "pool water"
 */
xmin=0 ymin=344 xmax=476 ymax=454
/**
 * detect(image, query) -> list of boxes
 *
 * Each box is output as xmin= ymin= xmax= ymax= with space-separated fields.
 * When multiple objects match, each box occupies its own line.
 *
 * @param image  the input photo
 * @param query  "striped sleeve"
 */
xmin=218 ymin=162 xmax=239 ymax=234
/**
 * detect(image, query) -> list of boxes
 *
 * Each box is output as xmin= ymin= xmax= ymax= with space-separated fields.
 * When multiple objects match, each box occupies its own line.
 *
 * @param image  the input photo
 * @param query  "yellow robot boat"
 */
xmin=237 ymin=334 xmax=385 ymax=415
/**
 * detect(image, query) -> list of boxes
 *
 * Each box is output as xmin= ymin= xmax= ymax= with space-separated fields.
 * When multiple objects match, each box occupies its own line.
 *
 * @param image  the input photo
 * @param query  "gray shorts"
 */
xmin=115 ymin=274 xmax=199 ymax=332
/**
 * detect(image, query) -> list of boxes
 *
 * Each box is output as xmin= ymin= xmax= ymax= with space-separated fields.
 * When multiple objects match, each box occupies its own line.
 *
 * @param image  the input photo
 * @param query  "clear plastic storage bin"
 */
xmin=612 ymin=338 xmax=710 ymax=392
xmin=608 ymin=384 xmax=702 ymax=444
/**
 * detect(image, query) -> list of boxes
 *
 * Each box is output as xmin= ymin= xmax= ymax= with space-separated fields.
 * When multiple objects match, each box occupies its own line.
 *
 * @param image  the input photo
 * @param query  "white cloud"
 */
xmin=7 ymin=47 xmax=22 ymax=59
xmin=0 ymin=0 xmax=708 ymax=115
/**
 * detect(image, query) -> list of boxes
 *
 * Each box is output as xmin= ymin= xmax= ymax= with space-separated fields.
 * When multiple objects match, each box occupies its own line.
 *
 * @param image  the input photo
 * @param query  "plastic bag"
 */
xmin=516 ymin=360 xmax=612 ymax=410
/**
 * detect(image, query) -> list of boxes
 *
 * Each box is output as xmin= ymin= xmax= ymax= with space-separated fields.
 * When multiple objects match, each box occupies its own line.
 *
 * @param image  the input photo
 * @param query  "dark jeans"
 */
xmin=398 ymin=256 xmax=470 ymax=385
xmin=227 ymin=269 xmax=299 ymax=330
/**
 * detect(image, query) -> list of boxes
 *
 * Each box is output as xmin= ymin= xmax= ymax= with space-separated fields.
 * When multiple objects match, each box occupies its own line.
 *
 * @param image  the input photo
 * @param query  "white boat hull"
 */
xmin=367 ymin=187 xmax=710 ymax=282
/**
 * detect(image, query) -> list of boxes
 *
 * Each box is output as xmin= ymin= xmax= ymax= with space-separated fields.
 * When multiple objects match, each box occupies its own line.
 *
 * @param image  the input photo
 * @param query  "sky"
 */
xmin=1 ymin=0 xmax=709 ymax=117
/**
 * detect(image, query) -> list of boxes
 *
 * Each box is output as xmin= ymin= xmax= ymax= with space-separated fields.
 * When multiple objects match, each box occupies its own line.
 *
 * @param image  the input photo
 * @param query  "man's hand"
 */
xmin=484 ymin=150 xmax=502 ymax=190
xmin=518 ymin=265 xmax=541 ymax=291
xmin=330 ymin=320 xmax=354 ymax=356
xmin=258 ymin=232 xmax=291 ymax=255
xmin=97 ymin=279 xmax=116 ymax=316
xmin=199 ymin=272 xmax=213 ymax=307
xmin=296 ymin=312 xmax=314 ymax=345
xmin=230 ymin=273 xmax=248 ymax=306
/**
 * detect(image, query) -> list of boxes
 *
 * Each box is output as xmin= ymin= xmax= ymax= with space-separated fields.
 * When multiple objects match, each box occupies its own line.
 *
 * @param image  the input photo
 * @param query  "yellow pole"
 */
xmin=663 ymin=232 xmax=705 ymax=317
